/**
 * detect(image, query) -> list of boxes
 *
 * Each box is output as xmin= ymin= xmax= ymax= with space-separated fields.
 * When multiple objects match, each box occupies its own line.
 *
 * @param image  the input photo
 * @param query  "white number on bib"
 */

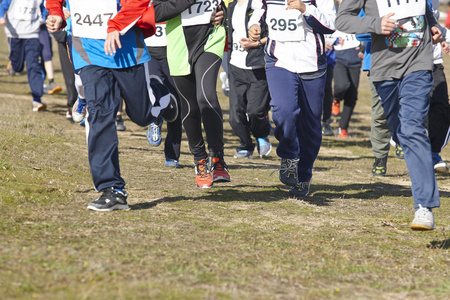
xmin=376 ymin=0 xmax=425 ymax=20
xmin=70 ymin=0 xmax=118 ymax=40
xmin=267 ymin=4 xmax=305 ymax=42
xmin=12 ymin=0 xmax=38 ymax=21
xmin=181 ymin=0 xmax=219 ymax=27
xmin=145 ymin=23 xmax=167 ymax=47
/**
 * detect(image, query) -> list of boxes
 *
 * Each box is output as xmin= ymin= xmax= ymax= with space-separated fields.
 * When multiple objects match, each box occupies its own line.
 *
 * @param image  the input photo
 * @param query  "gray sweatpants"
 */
xmin=369 ymin=75 xmax=390 ymax=159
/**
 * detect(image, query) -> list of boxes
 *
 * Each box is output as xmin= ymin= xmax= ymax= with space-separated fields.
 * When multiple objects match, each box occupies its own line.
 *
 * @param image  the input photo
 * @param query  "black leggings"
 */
xmin=334 ymin=61 xmax=360 ymax=130
xmin=173 ymin=52 xmax=224 ymax=160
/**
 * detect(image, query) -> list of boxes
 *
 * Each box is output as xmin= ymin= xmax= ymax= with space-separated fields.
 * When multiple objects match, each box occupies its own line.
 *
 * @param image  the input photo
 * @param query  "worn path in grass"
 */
xmin=1 ymin=33 xmax=450 ymax=299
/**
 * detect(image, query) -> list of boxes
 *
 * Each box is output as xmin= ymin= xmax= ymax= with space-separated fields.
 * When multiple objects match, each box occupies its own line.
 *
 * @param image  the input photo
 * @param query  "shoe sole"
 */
xmin=48 ymin=86 xmax=62 ymax=95
xmin=234 ymin=154 xmax=253 ymax=159
xmin=213 ymin=176 xmax=231 ymax=183
xmin=33 ymin=103 xmax=47 ymax=112
xmin=196 ymin=183 xmax=214 ymax=188
xmin=434 ymin=164 xmax=449 ymax=174
xmin=410 ymin=224 xmax=435 ymax=231
xmin=87 ymin=204 xmax=130 ymax=211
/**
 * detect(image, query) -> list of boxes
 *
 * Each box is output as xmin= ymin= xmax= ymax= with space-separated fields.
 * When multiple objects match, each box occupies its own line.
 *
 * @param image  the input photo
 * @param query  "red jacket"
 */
xmin=46 ymin=0 xmax=155 ymax=38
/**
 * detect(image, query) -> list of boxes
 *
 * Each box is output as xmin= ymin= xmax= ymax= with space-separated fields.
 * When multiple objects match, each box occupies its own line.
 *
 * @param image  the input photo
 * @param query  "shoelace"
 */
xmin=149 ymin=123 xmax=160 ymax=141
xmin=212 ymin=158 xmax=226 ymax=171
xmin=416 ymin=204 xmax=431 ymax=217
xmin=280 ymin=158 xmax=299 ymax=175
xmin=197 ymin=161 xmax=209 ymax=179
xmin=375 ymin=158 xmax=385 ymax=167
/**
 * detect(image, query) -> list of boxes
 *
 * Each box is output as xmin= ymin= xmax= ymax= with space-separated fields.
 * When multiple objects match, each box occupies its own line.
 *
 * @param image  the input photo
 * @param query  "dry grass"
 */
xmin=0 ymin=30 xmax=449 ymax=299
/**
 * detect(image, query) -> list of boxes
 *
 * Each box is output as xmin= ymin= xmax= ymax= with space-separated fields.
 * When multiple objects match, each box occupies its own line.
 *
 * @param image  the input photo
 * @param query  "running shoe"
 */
xmin=395 ymin=145 xmax=404 ymax=159
xmin=234 ymin=150 xmax=253 ymax=159
xmin=79 ymin=118 xmax=86 ymax=127
xmin=289 ymin=180 xmax=311 ymax=197
xmin=279 ymin=158 xmax=299 ymax=186
xmin=72 ymin=98 xmax=87 ymax=123
xmin=322 ymin=123 xmax=334 ymax=136
xmin=211 ymin=156 xmax=231 ymax=182
xmin=44 ymin=81 xmax=62 ymax=95
xmin=165 ymin=158 xmax=180 ymax=168
xmin=66 ymin=107 xmax=72 ymax=119
xmin=372 ymin=156 xmax=387 ymax=176
xmin=7 ymin=61 xmax=15 ymax=76
xmin=432 ymin=152 xmax=450 ymax=174
xmin=116 ymin=115 xmax=126 ymax=131
xmin=147 ymin=120 xmax=163 ymax=146
xmin=257 ymin=137 xmax=272 ymax=158
xmin=162 ymin=94 xmax=178 ymax=123
xmin=87 ymin=187 xmax=130 ymax=211
xmin=194 ymin=158 xmax=213 ymax=188
xmin=219 ymin=71 xmax=230 ymax=97
xmin=338 ymin=127 xmax=348 ymax=138
xmin=410 ymin=204 xmax=435 ymax=231
xmin=331 ymin=99 xmax=340 ymax=116
xmin=32 ymin=100 xmax=47 ymax=112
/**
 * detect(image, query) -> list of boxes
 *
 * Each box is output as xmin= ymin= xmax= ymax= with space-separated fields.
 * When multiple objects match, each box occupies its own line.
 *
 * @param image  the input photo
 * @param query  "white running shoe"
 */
xmin=411 ymin=204 xmax=435 ymax=231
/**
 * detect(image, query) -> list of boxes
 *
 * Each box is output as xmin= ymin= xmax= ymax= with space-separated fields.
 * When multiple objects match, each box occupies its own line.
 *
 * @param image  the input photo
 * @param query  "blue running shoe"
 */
xmin=72 ymin=97 xmax=87 ymax=123
xmin=234 ymin=150 xmax=253 ymax=159
xmin=257 ymin=137 xmax=272 ymax=158
xmin=147 ymin=120 xmax=163 ymax=146
xmin=79 ymin=117 xmax=86 ymax=127
xmin=165 ymin=158 xmax=180 ymax=168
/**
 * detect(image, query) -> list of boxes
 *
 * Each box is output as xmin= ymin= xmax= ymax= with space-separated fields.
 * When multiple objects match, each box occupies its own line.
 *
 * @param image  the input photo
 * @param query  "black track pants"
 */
xmin=173 ymin=52 xmax=224 ymax=160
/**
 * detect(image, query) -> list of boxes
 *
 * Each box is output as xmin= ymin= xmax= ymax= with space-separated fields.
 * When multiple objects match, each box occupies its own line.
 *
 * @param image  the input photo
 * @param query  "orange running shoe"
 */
xmin=211 ymin=157 xmax=231 ymax=182
xmin=338 ymin=127 xmax=348 ymax=138
xmin=194 ymin=158 xmax=213 ymax=188
xmin=331 ymin=99 xmax=340 ymax=116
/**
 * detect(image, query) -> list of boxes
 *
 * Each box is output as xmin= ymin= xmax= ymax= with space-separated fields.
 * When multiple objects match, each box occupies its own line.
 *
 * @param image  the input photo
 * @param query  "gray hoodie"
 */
xmin=335 ymin=0 xmax=437 ymax=82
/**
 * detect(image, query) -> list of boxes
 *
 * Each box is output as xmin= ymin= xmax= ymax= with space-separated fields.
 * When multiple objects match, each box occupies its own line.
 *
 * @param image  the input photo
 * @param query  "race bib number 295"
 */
xmin=70 ymin=0 xmax=118 ymax=40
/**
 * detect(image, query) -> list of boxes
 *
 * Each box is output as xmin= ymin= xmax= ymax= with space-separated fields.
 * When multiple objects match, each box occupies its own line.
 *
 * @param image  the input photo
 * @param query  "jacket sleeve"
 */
xmin=45 ymin=0 xmax=66 ymax=29
xmin=248 ymin=0 xmax=265 ymax=28
xmin=107 ymin=0 xmax=151 ymax=35
xmin=336 ymin=0 xmax=382 ymax=35
xmin=153 ymin=0 xmax=196 ymax=23
xmin=303 ymin=0 xmax=336 ymax=34
xmin=0 ymin=0 xmax=12 ymax=19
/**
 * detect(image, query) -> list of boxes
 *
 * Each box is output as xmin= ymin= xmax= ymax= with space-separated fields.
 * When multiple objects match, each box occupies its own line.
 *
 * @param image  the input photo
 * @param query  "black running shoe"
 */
xmin=279 ymin=158 xmax=299 ymax=186
xmin=372 ymin=156 xmax=387 ymax=176
xmin=289 ymin=180 xmax=311 ymax=197
xmin=87 ymin=187 xmax=130 ymax=211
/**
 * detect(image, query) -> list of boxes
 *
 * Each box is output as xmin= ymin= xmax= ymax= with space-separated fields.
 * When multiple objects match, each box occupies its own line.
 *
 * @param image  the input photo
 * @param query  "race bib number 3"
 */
xmin=70 ymin=0 xmax=118 ymax=40
xmin=376 ymin=0 xmax=425 ymax=20
xmin=181 ymin=0 xmax=219 ymax=27
xmin=145 ymin=23 xmax=167 ymax=47
xmin=267 ymin=4 xmax=305 ymax=42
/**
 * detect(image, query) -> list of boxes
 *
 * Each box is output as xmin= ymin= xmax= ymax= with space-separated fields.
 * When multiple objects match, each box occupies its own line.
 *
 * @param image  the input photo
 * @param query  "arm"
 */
xmin=295 ymin=0 xmax=336 ymax=34
xmin=355 ymin=33 xmax=371 ymax=43
xmin=153 ymin=0 xmax=196 ymax=23
xmin=107 ymin=0 xmax=151 ymax=35
xmin=336 ymin=0 xmax=382 ymax=35
xmin=45 ymin=0 xmax=66 ymax=31
xmin=0 ymin=0 xmax=12 ymax=19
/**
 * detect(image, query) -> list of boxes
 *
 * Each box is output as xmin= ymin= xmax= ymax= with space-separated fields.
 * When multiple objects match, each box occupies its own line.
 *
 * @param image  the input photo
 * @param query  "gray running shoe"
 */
xmin=322 ymin=123 xmax=334 ymax=136
xmin=257 ymin=137 xmax=272 ymax=158
xmin=116 ymin=115 xmax=127 ymax=131
xmin=289 ymin=180 xmax=311 ymax=197
xmin=410 ymin=204 xmax=435 ymax=231
xmin=279 ymin=158 xmax=299 ymax=186
xmin=234 ymin=150 xmax=253 ymax=159
xmin=87 ymin=187 xmax=130 ymax=211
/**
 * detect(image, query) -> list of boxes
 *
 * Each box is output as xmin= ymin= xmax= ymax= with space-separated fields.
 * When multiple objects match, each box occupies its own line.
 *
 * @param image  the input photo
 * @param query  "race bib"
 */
xmin=333 ymin=32 xmax=360 ymax=50
xmin=12 ymin=0 xmax=39 ymax=21
xmin=267 ymin=4 xmax=305 ymax=42
xmin=145 ymin=23 xmax=167 ymax=47
xmin=70 ymin=0 xmax=118 ymax=40
xmin=181 ymin=0 xmax=219 ymax=27
xmin=376 ymin=0 xmax=425 ymax=20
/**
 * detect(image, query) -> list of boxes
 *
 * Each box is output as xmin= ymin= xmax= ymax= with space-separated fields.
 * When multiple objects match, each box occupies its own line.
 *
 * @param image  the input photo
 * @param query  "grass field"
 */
xmin=0 ymin=29 xmax=449 ymax=299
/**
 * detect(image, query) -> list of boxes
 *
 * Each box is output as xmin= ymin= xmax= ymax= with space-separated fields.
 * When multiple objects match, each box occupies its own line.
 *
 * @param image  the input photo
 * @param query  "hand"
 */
xmin=104 ymin=31 xmax=121 ymax=55
xmin=358 ymin=51 xmax=364 ymax=59
xmin=63 ymin=8 xmax=71 ymax=20
xmin=239 ymin=38 xmax=258 ymax=50
xmin=286 ymin=0 xmax=306 ymax=13
xmin=0 ymin=18 xmax=5 ymax=25
xmin=248 ymin=24 xmax=261 ymax=42
xmin=381 ymin=13 xmax=395 ymax=35
xmin=325 ymin=43 xmax=332 ymax=52
xmin=431 ymin=26 xmax=442 ymax=44
xmin=46 ymin=15 xmax=63 ymax=33
xmin=442 ymin=42 xmax=450 ymax=54
xmin=338 ymin=37 xmax=344 ymax=46
xmin=211 ymin=6 xmax=223 ymax=29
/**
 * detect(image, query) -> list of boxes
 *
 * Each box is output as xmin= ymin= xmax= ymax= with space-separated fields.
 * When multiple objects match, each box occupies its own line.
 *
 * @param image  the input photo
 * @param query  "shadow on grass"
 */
xmin=130 ymin=184 xmax=335 ymax=210
xmin=428 ymin=238 xmax=450 ymax=249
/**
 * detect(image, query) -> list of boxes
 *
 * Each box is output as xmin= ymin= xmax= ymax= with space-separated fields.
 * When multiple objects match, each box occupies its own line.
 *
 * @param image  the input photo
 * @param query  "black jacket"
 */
xmin=223 ymin=0 xmax=267 ymax=67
